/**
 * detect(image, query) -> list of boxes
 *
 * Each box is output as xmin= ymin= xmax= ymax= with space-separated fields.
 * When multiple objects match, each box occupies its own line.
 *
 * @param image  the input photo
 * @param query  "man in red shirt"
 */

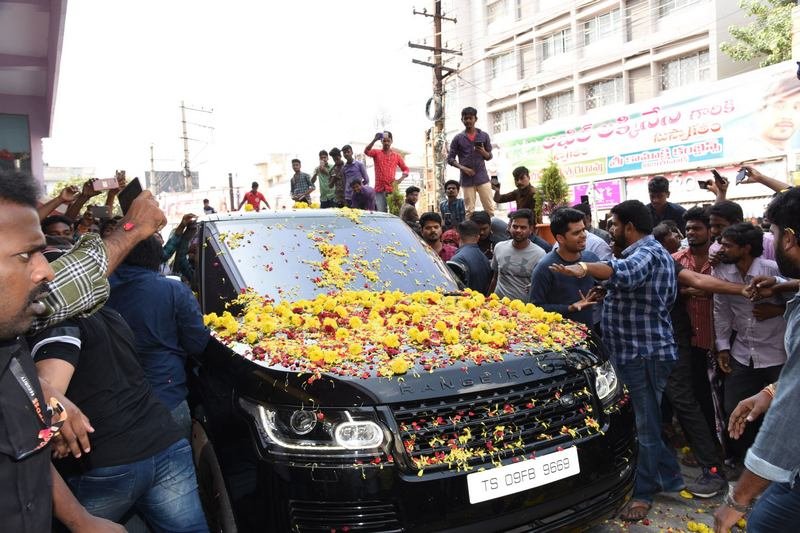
xmin=364 ymin=131 xmax=409 ymax=212
xmin=420 ymin=212 xmax=457 ymax=262
xmin=237 ymin=182 xmax=270 ymax=211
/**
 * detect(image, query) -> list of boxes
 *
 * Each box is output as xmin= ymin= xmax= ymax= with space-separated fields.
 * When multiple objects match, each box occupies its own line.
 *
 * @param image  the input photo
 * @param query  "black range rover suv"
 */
xmin=188 ymin=210 xmax=635 ymax=533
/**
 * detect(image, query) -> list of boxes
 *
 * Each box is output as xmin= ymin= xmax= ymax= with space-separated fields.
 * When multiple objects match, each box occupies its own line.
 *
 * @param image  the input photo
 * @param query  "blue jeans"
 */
xmin=67 ymin=439 xmax=208 ymax=532
xmin=171 ymin=400 xmax=192 ymax=442
xmin=618 ymin=357 xmax=684 ymax=502
xmin=748 ymin=481 xmax=800 ymax=532
xmin=375 ymin=192 xmax=388 ymax=212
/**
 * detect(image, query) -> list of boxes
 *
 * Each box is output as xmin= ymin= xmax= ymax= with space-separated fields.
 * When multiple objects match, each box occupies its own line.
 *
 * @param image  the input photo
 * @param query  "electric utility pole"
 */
xmin=179 ymin=101 xmax=214 ymax=192
xmin=410 ymin=1 xmax=459 ymax=201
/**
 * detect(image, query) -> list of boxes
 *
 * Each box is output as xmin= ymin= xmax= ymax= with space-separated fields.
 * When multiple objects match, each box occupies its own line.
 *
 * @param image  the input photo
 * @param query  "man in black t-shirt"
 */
xmin=29 ymin=304 xmax=208 ymax=531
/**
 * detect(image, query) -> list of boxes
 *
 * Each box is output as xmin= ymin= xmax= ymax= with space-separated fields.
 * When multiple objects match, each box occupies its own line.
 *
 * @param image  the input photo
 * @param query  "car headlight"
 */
xmin=238 ymin=397 xmax=387 ymax=456
xmin=594 ymin=360 xmax=620 ymax=405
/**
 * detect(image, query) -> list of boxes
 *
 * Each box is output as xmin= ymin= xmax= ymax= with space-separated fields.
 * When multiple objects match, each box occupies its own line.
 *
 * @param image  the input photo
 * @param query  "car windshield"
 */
xmin=203 ymin=212 xmax=459 ymax=303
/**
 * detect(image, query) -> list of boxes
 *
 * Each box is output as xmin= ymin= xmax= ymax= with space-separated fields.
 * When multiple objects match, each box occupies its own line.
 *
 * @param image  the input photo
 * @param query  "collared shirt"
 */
xmin=648 ymin=201 xmax=687 ymax=233
xmin=673 ymin=247 xmax=714 ymax=351
xmin=529 ymin=250 xmax=600 ymax=327
xmin=365 ymin=149 xmax=409 ymax=193
xmin=713 ymin=257 xmax=787 ymax=368
xmin=588 ymin=226 xmax=612 ymax=243
xmin=313 ymin=163 xmax=335 ymax=202
xmin=290 ymin=172 xmax=314 ymax=202
xmin=32 ymin=233 xmax=110 ymax=334
xmin=745 ymin=290 xmax=800 ymax=484
xmin=602 ymin=235 xmax=678 ymax=363
xmin=447 ymin=129 xmax=492 ymax=187
xmin=343 ymin=160 xmax=369 ymax=202
xmin=439 ymin=198 xmax=466 ymax=229
xmin=493 ymin=184 xmax=536 ymax=212
xmin=351 ymin=185 xmax=377 ymax=211
xmin=709 ymin=232 xmax=775 ymax=262
xmin=552 ymin=230 xmax=612 ymax=261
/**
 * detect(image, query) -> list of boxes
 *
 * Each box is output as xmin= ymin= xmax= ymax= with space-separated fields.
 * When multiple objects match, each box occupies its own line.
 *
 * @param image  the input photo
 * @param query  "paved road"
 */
xmin=586 ymin=462 xmax=745 ymax=533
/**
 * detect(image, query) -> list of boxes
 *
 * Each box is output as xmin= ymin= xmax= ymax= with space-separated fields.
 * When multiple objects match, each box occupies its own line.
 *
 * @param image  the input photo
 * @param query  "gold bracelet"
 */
xmin=762 ymin=383 xmax=776 ymax=399
xmin=577 ymin=262 xmax=588 ymax=278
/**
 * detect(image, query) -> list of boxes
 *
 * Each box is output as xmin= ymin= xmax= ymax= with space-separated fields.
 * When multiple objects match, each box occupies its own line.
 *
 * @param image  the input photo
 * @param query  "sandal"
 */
xmin=619 ymin=499 xmax=652 ymax=522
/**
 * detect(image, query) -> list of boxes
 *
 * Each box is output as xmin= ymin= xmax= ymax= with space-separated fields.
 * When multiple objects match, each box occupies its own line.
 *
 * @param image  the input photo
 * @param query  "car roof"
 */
xmin=201 ymin=209 xmax=398 ymax=223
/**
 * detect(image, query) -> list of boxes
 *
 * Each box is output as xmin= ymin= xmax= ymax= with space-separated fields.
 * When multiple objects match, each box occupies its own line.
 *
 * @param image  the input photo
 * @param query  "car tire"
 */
xmin=192 ymin=420 xmax=238 ymax=533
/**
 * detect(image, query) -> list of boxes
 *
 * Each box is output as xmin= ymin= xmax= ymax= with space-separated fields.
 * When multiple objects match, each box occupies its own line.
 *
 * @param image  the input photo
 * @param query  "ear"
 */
xmin=782 ymin=228 xmax=798 ymax=254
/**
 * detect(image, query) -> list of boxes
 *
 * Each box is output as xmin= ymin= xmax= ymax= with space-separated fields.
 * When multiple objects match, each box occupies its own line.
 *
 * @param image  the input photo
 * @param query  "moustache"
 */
xmin=26 ymin=285 xmax=50 ymax=306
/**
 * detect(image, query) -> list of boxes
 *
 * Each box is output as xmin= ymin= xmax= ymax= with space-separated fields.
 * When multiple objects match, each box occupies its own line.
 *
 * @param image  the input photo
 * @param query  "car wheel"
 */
xmin=192 ymin=420 xmax=238 ymax=533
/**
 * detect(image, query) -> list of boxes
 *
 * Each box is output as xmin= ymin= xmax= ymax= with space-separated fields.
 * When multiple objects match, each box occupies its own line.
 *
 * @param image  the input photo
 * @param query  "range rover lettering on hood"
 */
xmin=399 ymin=365 xmax=553 ymax=395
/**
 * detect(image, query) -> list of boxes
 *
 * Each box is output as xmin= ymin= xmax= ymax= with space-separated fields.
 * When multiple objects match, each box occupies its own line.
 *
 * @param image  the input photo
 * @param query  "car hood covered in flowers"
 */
xmin=201 ymin=209 xmax=597 ymax=403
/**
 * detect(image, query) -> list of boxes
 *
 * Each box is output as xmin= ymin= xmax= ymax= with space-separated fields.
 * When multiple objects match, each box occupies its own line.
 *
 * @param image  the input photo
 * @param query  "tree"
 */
xmin=720 ymin=0 xmax=794 ymax=67
xmin=387 ymin=181 xmax=404 ymax=216
xmin=535 ymin=161 xmax=568 ymax=223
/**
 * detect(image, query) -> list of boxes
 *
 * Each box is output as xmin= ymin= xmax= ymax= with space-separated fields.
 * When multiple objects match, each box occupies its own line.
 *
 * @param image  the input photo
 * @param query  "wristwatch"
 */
xmin=723 ymin=486 xmax=751 ymax=514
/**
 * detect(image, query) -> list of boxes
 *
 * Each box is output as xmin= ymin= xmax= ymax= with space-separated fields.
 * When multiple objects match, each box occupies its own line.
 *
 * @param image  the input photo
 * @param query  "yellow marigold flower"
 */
xmin=349 ymin=316 xmax=363 ymax=329
xmin=388 ymin=357 xmax=410 ymax=375
xmin=203 ymin=313 xmax=218 ymax=326
xmin=306 ymin=345 xmax=324 ymax=364
xmin=348 ymin=343 xmax=363 ymax=357
xmin=244 ymin=203 xmax=254 ymax=211
xmin=245 ymin=331 xmax=259 ymax=344
xmin=443 ymin=328 xmax=459 ymax=344
xmin=533 ymin=323 xmax=551 ymax=336
xmin=381 ymin=333 xmax=400 ymax=349
xmin=323 ymin=350 xmax=341 ymax=364
xmin=335 ymin=328 xmax=350 ymax=341
xmin=322 ymin=317 xmax=338 ymax=330
xmin=303 ymin=316 xmax=321 ymax=330
xmin=334 ymin=305 xmax=348 ymax=318
xmin=290 ymin=314 xmax=303 ymax=327
xmin=434 ymin=320 xmax=448 ymax=332
xmin=259 ymin=319 xmax=277 ymax=334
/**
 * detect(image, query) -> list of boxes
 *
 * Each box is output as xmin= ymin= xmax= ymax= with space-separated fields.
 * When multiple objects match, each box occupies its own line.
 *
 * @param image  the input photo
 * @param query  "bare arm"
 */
xmin=64 ymin=179 xmax=103 ymax=220
xmin=741 ymin=165 xmax=791 ymax=193
xmin=103 ymin=191 xmax=166 ymax=276
xmin=549 ymin=261 xmax=613 ymax=280
xmin=678 ymin=268 xmax=746 ymax=295
xmin=38 ymin=186 xmax=80 ymax=221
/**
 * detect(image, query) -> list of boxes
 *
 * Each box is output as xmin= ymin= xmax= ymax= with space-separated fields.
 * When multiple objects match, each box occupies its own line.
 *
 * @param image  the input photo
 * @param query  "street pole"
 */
xmin=149 ymin=143 xmax=157 ymax=194
xmin=180 ymin=100 xmax=192 ymax=192
xmin=410 ymin=1 xmax=459 ymax=204
xmin=228 ymin=172 xmax=234 ymax=212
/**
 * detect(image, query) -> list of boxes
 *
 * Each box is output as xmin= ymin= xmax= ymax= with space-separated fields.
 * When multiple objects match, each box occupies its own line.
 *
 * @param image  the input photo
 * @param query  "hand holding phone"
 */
xmin=490 ymin=175 xmax=500 ymax=187
xmin=698 ymin=180 xmax=710 ymax=189
xmin=735 ymin=168 xmax=749 ymax=184
xmin=118 ymin=177 xmax=143 ymax=215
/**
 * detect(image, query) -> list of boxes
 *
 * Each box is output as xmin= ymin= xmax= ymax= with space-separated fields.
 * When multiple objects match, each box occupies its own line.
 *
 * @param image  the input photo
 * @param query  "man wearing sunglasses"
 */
xmin=0 ymin=169 xmax=166 ymax=532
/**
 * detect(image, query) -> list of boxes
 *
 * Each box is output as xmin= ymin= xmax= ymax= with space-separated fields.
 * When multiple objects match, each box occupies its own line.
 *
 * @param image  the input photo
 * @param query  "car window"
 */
xmin=202 ymin=214 xmax=459 ymax=305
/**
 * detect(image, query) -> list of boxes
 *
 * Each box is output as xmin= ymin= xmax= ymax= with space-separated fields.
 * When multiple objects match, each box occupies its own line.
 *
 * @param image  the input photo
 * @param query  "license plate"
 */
xmin=466 ymin=447 xmax=580 ymax=504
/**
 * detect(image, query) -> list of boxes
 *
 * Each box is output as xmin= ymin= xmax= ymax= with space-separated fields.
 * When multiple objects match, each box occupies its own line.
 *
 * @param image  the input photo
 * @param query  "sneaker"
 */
xmin=686 ymin=467 xmax=728 ymax=498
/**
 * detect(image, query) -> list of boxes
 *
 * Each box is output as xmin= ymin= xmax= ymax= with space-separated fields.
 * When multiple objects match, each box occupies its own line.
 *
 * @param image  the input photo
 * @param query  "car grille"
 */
xmin=289 ymin=500 xmax=403 ymax=532
xmin=391 ymin=372 xmax=598 ymax=474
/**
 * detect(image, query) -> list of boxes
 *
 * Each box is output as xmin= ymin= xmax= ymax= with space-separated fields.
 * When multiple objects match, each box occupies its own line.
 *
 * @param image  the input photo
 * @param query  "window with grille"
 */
xmin=583 ymin=9 xmax=621 ymax=45
xmin=543 ymin=91 xmax=574 ymax=121
xmin=658 ymin=0 xmax=701 ymax=18
xmin=660 ymin=50 xmax=710 ymax=91
xmin=487 ymin=0 xmax=510 ymax=26
xmin=491 ymin=107 xmax=518 ymax=133
xmin=541 ymin=29 xmax=571 ymax=60
xmin=490 ymin=52 xmax=515 ymax=80
xmin=585 ymin=77 xmax=623 ymax=110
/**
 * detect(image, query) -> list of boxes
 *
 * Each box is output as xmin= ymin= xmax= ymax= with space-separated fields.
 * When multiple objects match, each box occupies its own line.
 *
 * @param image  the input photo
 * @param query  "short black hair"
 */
xmin=684 ymin=206 xmax=710 ymax=228
xmin=342 ymin=144 xmax=353 ymax=152
xmin=251 ymin=181 xmax=259 ymax=189
xmin=291 ymin=159 xmax=301 ymax=165
xmin=722 ymin=223 xmax=764 ymax=257
xmin=461 ymin=106 xmax=478 ymax=118
xmin=123 ymin=235 xmax=164 ymax=271
xmin=383 ymin=131 xmax=393 ymax=140
xmin=508 ymin=208 xmax=534 ymax=225
xmin=765 ymin=187 xmax=800 ymax=241
xmin=652 ymin=223 xmax=673 ymax=244
xmin=470 ymin=211 xmax=491 ymax=225
xmin=708 ymin=201 xmax=744 ymax=224
xmin=512 ymin=166 xmax=529 ymax=180
xmin=610 ymin=200 xmax=653 ymax=234
xmin=457 ymin=220 xmax=480 ymax=238
xmin=550 ymin=207 xmax=586 ymax=237
xmin=419 ymin=212 xmax=442 ymax=227
xmin=329 ymin=147 xmax=341 ymax=157
xmin=318 ymin=150 xmax=328 ymax=157
xmin=0 ymin=170 xmax=40 ymax=208
xmin=42 ymin=214 xmax=75 ymax=232
xmin=405 ymin=186 xmax=420 ymax=196
xmin=648 ymin=176 xmax=670 ymax=194
xmin=203 ymin=198 xmax=209 ymax=203
xmin=572 ymin=202 xmax=591 ymax=218
xmin=444 ymin=179 xmax=460 ymax=189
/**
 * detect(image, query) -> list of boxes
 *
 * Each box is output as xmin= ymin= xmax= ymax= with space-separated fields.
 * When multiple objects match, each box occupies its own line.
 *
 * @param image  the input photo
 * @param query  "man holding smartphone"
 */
xmin=447 ymin=107 xmax=494 ymax=218
xmin=364 ymin=131 xmax=409 ymax=212
xmin=492 ymin=166 xmax=536 ymax=214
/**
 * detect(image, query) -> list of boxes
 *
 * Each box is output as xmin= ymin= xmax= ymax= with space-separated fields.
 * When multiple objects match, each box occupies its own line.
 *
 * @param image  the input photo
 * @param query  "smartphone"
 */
xmin=490 ymin=175 xmax=499 ymax=187
xmin=376 ymin=132 xmax=383 ymax=140
xmin=711 ymin=169 xmax=726 ymax=184
xmin=735 ymin=167 xmax=749 ymax=184
xmin=473 ymin=141 xmax=484 ymax=148
xmin=698 ymin=180 xmax=710 ymax=189
xmin=118 ymin=177 xmax=142 ymax=215
xmin=580 ymin=194 xmax=590 ymax=204
xmin=89 ymin=205 xmax=110 ymax=220
xmin=92 ymin=178 xmax=118 ymax=191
